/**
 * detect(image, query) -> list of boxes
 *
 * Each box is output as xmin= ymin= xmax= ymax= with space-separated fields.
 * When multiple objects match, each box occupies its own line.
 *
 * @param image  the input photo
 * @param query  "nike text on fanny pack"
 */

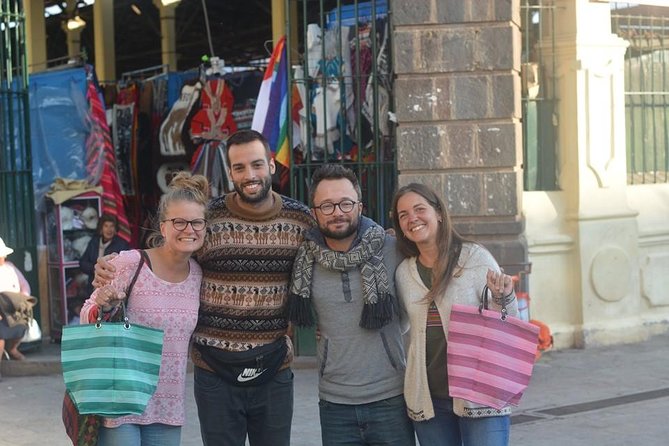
xmin=237 ymin=367 xmax=267 ymax=383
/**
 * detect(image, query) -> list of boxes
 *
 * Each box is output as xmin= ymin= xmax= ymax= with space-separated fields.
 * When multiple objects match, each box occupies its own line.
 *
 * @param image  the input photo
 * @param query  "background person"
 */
xmin=79 ymin=214 xmax=130 ymax=297
xmin=391 ymin=183 xmax=518 ymax=446
xmin=0 ymin=237 xmax=31 ymax=365
xmin=80 ymin=172 xmax=209 ymax=446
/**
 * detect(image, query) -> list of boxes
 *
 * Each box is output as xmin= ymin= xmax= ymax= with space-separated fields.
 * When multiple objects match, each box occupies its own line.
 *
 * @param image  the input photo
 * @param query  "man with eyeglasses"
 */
xmin=288 ymin=164 xmax=415 ymax=446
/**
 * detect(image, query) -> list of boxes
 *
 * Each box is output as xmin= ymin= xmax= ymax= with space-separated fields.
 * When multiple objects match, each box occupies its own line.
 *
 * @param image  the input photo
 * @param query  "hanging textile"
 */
xmin=159 ymin=82 xmax=202 ymax=156
xmin=85 ymin=80 xmax=131 ymax=243
xmin=227 ymin=69 xmax=264 ymax=131
xmin=191 ymin=140 xmax=233 ymax=198
xmin=112 ymin=102 xmax=137 ymax=195
xmin=189 ymin=78 xmax=237 ymax=142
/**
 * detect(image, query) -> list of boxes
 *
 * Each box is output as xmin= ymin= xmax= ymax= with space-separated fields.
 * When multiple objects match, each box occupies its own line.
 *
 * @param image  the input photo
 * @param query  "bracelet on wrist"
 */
xmin=492 ymin=290 xmax=515 ymax=305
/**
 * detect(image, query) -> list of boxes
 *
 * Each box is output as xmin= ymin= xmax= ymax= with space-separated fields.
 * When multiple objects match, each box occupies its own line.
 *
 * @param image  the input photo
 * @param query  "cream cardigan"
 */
xmin=395 ymin=243 xmax=518 ymax=421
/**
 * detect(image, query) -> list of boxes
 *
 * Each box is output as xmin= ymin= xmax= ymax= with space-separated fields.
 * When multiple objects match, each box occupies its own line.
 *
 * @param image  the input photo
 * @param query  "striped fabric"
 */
xmin=426 ymin=302 xmax=442 ymax=327
xmin=85 ymin=80 xmax=132 ymax=243
xmin=61 ymin=321 xmax=164 ymax=417
xmin=446 ymin=304 xmax=539 ymax=410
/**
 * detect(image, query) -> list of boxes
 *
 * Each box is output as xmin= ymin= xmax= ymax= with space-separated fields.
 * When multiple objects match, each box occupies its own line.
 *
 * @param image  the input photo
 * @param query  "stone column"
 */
xmin=154 ymin=0 xmax=179 ymax=70
xmin=66 ymin=30 xmax=83 ymax=60
xmin=94 ymin=0 xmax=116 ymax=81
xmin=64 ymin=0 xmax=84 ymax=60
xmin=393 ymin=1 xmax=526 ymax=268
xmin=24 ymin=0 xmax=47 ymax=73
xmin=546 ymin=0 xmax=641 ymax=346
xmin=271 ymin=0 xmax=286 ymax=48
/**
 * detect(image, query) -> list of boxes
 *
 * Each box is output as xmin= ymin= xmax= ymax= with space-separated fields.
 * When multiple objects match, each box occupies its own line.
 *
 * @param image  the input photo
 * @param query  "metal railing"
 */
xmin=286 ymin=0 xmax=395 ymax=227
xmin=0 ymin=0 xmax=36 ymax=248
xmin=1 ymin=0 xmax=39 ymax=323
xmin=613 ymin=13 xmax=669 ymax=185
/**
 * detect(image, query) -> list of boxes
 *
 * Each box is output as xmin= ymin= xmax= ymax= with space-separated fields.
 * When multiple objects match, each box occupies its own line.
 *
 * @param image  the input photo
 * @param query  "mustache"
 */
xmin=328 ymin=217 xmax=350 ymax=223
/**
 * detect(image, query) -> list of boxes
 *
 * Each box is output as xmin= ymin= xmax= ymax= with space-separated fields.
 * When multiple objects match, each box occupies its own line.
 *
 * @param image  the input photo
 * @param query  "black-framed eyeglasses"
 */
xmin=162 ymin=218 xmax=207 ymax=231
xmin=312 ymin=199 xmax=359 ymax=215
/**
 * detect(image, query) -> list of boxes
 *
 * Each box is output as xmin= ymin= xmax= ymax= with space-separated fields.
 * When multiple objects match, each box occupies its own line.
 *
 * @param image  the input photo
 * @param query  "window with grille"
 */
xmin=613 ymin=11 xmax=669 ymax=185
xmin=521 ymin=0 xmax=559 ymax=191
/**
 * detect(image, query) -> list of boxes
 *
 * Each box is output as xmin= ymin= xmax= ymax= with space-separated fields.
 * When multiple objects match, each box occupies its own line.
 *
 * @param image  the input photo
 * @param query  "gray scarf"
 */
xmin=288 ymin=217 xmax=394 ymax=329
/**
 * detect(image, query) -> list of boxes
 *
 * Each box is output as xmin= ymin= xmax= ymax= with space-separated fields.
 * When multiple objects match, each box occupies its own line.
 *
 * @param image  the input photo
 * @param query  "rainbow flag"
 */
xmin=252 ymin=35 xmax=290 ymax=167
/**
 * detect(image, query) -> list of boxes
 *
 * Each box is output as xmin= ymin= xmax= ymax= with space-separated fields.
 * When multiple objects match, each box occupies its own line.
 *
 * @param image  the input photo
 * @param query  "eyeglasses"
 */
xmin=312 ymin=199 xmax=359 ymax=215
xmin=162 ymin=218 xmax=207 ymax=231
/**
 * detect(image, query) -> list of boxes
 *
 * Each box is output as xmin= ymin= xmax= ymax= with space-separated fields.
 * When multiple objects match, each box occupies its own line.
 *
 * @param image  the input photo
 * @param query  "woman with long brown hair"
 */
xmin=391 ymin=183 xmax=518 ymax=446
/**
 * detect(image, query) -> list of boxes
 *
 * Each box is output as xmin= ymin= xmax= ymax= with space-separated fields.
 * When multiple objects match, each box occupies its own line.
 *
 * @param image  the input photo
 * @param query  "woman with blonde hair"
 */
xmin=391 ymin=183 xmax=518 ymax=446
xmin=79 ymin=172 xmax=209 ymax=446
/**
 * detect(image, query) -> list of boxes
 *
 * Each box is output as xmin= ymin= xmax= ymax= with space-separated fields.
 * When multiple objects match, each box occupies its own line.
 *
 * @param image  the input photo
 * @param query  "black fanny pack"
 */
xmin=195 ymin=337 xmax=288 ymax=387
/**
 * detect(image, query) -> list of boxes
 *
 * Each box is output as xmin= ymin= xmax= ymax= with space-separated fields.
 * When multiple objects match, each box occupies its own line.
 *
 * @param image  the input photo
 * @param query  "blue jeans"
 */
xmin=413 ymin=398 xmax=510 ymax=446
xmin=319 ymin=395 xmax=415 ymax=446
xmin=98 ymin=423 xmax=181 ymax=446
xmin=194 ymin=366 xmax=293 ymax=446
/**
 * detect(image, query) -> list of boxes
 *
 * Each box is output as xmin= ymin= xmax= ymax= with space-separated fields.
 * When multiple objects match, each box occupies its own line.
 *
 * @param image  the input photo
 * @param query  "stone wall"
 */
xmin=392 ymin=0 xmax=526 ymax=268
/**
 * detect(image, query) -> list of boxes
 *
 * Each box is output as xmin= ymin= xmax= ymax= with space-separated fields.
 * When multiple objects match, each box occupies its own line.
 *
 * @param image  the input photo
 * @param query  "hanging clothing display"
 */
xmin=295 ymin=9 xmax=390 ymax=163
xmin=112 ymin=101 xmax=137 ymax=196
xmin=84 ymin=71 xmax=132 ymax=243
xmin=227 ymin=69 xmax=264 ymax=131
xmin=189 ymin=78 xmax=237 ymax=142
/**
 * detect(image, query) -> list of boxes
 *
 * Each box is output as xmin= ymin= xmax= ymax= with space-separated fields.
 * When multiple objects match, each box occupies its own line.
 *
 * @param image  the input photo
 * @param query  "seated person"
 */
xmin=0 ymin=237 xmax=31 ymax=365
xmin=79 ymin=214 xmax=130 ymax=297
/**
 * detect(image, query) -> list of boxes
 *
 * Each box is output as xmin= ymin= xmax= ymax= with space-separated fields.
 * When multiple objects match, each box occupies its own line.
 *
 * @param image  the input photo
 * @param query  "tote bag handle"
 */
xmin=479 ymin=285 xmax=514 ymax=321
xmin=97 ymin=249 xmax=148 ymax=324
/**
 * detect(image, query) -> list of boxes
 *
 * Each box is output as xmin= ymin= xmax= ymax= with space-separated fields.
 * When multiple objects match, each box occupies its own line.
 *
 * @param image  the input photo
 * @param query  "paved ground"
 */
xmin=1 ymin=332 xmax=669 ymax=446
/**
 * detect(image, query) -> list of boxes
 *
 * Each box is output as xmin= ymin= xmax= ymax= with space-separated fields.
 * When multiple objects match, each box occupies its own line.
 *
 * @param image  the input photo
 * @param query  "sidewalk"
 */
xmin=2 ymin=332 xmax=669 ymax=445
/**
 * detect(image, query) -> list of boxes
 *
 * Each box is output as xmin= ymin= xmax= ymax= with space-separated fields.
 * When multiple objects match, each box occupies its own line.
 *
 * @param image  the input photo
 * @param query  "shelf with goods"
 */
xmin=45 ymin=192 xmax=101 ymax=339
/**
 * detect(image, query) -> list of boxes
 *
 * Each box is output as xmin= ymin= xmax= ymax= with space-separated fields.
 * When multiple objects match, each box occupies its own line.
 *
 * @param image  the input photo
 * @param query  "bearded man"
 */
xmin=288 ymin=164 xmax=415 ymax=446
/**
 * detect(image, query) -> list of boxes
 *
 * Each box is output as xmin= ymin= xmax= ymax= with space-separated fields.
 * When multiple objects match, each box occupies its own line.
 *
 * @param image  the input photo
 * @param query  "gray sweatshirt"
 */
xmin=310 ymin=232 xmax=407 ymax=405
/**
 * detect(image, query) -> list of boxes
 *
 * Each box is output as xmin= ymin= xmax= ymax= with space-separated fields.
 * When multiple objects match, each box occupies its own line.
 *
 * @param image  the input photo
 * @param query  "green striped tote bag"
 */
xmin=61 ymin=317 xmax=164 ymax=417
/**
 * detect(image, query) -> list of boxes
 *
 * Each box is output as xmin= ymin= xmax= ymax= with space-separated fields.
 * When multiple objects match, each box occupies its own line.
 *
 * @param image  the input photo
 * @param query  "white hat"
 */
xmin=0 ymin=237 xmax=14 ymax=257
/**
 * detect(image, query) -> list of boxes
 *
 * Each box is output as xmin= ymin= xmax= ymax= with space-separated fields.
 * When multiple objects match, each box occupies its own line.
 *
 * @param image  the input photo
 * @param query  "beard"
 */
xmin=318 ymin=214 xmax=360 ymax=240
xmin=233 ymin=176 xmax=272 ymax=204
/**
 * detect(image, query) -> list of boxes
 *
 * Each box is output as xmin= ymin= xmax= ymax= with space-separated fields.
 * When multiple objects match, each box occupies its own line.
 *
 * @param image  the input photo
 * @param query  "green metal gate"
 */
xmin=285 ymin=0 xmax=395 ymax=355
xmin=285 ymin=0 xmax=395 ymax=223
xmin=0 ymin=0 xmax=39 ymax=316
xmin=613 ymin=12 xmax=669 ymax=185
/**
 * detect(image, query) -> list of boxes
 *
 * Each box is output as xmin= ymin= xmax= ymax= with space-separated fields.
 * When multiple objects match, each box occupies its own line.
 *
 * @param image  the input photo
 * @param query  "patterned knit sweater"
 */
xmin=191 ymin=191 xmax=314 ymax=370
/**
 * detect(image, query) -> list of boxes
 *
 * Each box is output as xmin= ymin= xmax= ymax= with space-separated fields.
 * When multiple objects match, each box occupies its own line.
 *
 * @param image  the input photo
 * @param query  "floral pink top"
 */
xmin=81 ymin=250 xmax=201 ymax=427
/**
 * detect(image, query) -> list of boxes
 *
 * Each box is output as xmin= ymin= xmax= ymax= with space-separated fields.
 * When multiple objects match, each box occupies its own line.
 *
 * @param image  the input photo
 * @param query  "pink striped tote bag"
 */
xmin=446 ymin=286 xmax=540 ymax=410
